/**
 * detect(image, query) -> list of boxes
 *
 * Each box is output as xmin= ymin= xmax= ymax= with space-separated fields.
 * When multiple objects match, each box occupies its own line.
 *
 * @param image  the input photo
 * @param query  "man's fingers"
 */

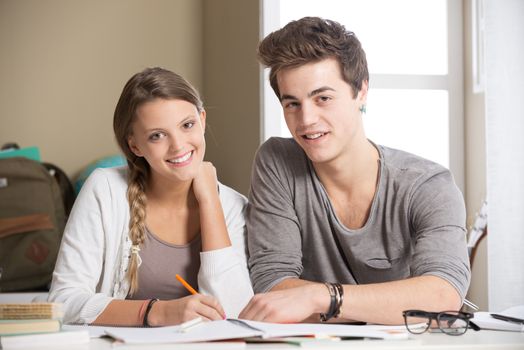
xmin=238 ymin=294 xmax=270 ymax=321
xmin=238 ymin=296 xmax=258 ymax=319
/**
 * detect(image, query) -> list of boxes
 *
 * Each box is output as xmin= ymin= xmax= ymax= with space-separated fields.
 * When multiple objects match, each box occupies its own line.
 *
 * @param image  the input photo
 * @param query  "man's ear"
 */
xmin=127 ymin=136 xmax=143 ymax=157
xmin=200 ymin=109 xmax=206 ymax=133
xmin=358 ymin=80 xmax=369 ymax=104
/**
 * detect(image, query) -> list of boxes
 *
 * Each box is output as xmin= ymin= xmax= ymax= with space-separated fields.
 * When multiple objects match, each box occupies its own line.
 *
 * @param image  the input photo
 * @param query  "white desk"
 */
xmin=2 ymin=293 xmax=523 ymax=349
xmin=79 ymin=330 xmax=524 ymax=350
xmin=0 ymin=292 xmax=48 ymax=303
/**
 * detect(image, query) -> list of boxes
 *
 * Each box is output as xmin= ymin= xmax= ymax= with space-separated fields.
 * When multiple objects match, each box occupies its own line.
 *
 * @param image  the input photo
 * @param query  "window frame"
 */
xmin=259 ymin=0 xmax=465 ymax=192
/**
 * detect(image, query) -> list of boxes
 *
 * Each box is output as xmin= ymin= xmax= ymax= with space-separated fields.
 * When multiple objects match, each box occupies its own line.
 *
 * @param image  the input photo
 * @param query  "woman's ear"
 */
xmin=200 ymin=109 xmax=207 ymax=133
xmin=127 ymin=136 xmax=143 ymax=157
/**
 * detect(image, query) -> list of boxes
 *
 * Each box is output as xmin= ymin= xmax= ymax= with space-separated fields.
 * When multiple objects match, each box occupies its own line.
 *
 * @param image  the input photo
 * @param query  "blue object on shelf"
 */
xmin=74 ymin=155 xmax=127 ymax=194
xmin=0 ymin=146 xmax=41 ymax=162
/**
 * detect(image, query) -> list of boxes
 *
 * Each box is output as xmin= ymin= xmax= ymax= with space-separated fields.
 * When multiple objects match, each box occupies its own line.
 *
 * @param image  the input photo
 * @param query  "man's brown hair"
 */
xmin=258 ymin=17 xmax=369 ymax=99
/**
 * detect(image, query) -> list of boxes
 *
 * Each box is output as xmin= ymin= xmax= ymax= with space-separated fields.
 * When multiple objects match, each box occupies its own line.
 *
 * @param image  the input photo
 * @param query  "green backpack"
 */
xmin=0 ymin=157 xmax=69 ymax=292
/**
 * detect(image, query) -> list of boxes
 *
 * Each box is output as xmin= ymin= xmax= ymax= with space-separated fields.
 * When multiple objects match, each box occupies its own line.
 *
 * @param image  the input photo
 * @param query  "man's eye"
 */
xmin=184 ymin=121 xmax=195 ymax=129
xmin=285 ymin=102 xmax=299 ymax=109
xmin=319 ymin=96 xmax=331 ymax=102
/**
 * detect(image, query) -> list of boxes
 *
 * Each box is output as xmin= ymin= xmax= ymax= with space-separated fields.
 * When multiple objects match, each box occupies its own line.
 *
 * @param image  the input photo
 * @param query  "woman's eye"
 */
xmin=184 ymin=121 xmax=195 ymax=129
xmin=149 ymin=132 xmax=164 ymax=141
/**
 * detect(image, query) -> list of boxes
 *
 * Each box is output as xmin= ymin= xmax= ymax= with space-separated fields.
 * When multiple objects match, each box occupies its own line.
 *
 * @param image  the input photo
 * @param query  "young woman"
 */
xmin=48 ymin=67 xmax=253 ymax=326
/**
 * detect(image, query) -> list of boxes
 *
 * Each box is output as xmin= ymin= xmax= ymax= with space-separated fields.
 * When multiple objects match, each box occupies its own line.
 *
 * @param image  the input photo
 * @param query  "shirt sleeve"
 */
xmin=409 ymin=169 xmax=471 ymax=300
xmin=47 ymin=169 xmax=115 ymax=324
xmin=197 ymin=185 xmax=254 ymax=318
xmin=247 ymin=139 xmax=304 ymax=293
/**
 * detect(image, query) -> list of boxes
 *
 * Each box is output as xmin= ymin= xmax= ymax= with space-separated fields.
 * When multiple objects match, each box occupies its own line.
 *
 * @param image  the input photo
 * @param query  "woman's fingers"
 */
xmin=197 ymin=295 xmax=226 ymax=320
xmin=182 ymin=295 xmax=224 ymax=321
xmin=160 ymin=295 xmax=226 ymax=324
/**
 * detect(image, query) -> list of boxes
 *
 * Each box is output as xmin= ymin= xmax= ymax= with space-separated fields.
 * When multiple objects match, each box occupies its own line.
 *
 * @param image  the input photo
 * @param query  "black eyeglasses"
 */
xmin=402 ymin=310 xmax=480 ymax=336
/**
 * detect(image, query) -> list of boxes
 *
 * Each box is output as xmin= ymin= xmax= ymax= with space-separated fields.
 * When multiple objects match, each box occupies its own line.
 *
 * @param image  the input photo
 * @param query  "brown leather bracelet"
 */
xmin=333 ymin=283 xmax=344 ymax=318
xmin=143 ymin=298 xmax=159 ymax=327
xmin=320 ymin=283 xmax=337 ymax=322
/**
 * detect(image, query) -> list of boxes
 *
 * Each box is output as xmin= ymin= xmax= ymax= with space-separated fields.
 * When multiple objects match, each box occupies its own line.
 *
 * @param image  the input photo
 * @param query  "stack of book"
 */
xmin=0 ymin=302 xmax=63 ymax=335
xmin=0 ymin=302 xmax=89 ymax=349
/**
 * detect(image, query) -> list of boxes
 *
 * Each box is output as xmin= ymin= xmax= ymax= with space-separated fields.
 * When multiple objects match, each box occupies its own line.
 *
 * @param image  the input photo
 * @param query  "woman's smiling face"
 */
xmin=127 ymin=98 xmax=206 ymax=184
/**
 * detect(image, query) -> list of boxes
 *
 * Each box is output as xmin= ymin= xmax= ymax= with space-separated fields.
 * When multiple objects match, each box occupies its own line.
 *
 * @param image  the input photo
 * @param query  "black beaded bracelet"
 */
xmin=143 ymin=298 xmax=159 ymax=327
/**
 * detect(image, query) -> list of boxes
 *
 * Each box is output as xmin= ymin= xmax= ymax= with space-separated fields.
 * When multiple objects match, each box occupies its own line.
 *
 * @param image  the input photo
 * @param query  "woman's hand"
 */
xmin=148 ymin=294 xmax=225 ymax=326
xmin=191 ymin=161 xmax=231 ymax=251
xmin=192 ymin=161 xmax=219 ymax=204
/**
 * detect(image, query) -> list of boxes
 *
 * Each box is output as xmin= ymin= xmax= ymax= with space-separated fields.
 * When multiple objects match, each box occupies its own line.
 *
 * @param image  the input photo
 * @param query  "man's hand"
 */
xmin=239 ymin=284 xmax=329 ymax=323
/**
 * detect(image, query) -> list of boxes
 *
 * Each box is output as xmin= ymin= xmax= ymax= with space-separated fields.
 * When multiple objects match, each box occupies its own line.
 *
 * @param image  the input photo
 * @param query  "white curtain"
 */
xmin=485 ymin=0 xmax=524 ymax=311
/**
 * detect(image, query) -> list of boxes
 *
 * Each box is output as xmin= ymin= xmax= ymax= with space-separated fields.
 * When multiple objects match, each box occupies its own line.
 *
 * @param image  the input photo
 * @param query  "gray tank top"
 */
xmin=128 ymin=228 xmax=202 ymax=300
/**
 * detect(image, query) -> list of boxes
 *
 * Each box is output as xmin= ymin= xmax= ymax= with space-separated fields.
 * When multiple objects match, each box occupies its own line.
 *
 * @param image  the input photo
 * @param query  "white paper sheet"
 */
xmin=472 ymin=305 xmax=524 ymax=332
xmin=104 ymin=320 xmax=260 ymax=344
xmin=241 ymin=319 xmax=409 ymax=339
xmin=98 ymin=319 xmax=409 ymax=344
xmin=63 ymin=324 xmax=131 ymax=338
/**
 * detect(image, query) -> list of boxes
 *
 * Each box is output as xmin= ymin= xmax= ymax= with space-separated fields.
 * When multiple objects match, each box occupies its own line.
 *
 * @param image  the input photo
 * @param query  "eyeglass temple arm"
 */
xmin=469 ymin=320 xmax=481 ymax=331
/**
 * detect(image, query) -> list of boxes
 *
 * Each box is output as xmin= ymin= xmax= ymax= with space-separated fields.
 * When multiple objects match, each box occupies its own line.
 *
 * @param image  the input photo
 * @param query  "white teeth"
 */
xmin=304 ymin=133 xmax=324 ymax=140
xmin=168 ymin=151 xmax=192 ymax=164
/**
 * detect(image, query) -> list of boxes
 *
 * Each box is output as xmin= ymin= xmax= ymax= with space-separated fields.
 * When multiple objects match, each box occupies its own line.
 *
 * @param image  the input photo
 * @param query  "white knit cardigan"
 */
xmin=48 ymin=167 xmax=253 ymax=324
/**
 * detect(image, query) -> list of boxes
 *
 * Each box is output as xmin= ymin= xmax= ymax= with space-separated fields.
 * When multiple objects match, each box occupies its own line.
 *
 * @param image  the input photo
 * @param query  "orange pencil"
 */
xmin=175 ymin=274 xmax=198 ymax=295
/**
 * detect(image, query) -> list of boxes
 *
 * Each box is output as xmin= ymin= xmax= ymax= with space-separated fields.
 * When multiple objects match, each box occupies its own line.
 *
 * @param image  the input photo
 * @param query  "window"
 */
xmin=260 ymin=0 xmax=464 ymax=191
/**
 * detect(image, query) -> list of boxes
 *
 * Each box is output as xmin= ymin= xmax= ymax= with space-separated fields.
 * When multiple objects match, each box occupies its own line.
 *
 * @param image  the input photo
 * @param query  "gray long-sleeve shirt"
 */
xmin=247 ymin=137 xmax=470 ymax=299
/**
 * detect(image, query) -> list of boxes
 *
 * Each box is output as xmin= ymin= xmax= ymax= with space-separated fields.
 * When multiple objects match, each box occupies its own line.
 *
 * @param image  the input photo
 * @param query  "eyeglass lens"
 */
xmin=438 ymin=311 xmax=468 ymax=335
xmin=404 ymin=311 xmax=432 ymax=334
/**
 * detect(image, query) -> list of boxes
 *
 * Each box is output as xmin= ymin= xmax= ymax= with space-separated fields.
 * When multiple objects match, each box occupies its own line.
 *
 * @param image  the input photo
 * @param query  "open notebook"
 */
xmin=76 ymin=319 xmax=410 ymax=344
xmin=472 ymin=305 xmax=524 ymax=332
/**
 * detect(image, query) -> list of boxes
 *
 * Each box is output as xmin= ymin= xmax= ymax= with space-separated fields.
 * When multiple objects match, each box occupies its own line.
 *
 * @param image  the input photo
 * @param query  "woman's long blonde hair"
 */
xmin=113 ymin=67 xmax=204 ymax=295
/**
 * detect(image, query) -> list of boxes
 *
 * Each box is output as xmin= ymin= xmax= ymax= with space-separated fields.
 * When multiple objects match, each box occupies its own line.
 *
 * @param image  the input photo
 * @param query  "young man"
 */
xmin=239 ymin=17 xmax=470 ymax=325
